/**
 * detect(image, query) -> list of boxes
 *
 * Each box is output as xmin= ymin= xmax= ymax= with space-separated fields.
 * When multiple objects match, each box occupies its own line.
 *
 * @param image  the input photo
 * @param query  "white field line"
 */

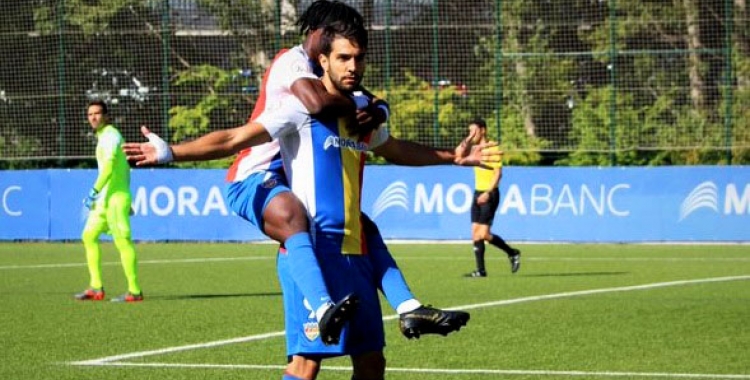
xmin=70 ymin=274 xmax=750 ymax=371
xmin=70 ymin=332 xmax=285 ymax=366
xmin=0 ymin=256 xmax=265 ymax=270
xmin=74 ymin=362 xmax=750 ymax=379
xmin=4 ymin=256 xmax=750 ymax=270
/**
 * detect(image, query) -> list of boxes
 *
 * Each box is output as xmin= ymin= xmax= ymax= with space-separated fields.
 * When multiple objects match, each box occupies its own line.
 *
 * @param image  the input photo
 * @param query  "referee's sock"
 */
xmin=473 ymin=240 xmax=486 ymax=273
xmin=286 ymin=232 xmax=332 ymax=315
xmin=489 ymin=234 xmax=515 ymax=256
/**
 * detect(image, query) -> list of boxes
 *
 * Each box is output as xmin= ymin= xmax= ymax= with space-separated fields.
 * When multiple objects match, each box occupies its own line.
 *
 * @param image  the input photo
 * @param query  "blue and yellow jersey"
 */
xmin=256 ymin=97 xmax=389 ymax=255
xmin=473 ymin=145 xmax=502 ymax=192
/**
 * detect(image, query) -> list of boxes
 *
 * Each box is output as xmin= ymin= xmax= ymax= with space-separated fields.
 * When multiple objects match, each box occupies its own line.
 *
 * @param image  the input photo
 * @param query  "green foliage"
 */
xmin=490 ymin=111 xmax=545 ymax=166
xmin=34 ymin=0 xmax=146 ymax=34
xmin=1 ymin=1 xmax=747 ymax=167
xmin=382 ymin=71 xmax=471 ymax=146
xmin=168 ymin=64 xmax=247 ymax=169
xmin=0 ymin=129 xmax=42 ymax=163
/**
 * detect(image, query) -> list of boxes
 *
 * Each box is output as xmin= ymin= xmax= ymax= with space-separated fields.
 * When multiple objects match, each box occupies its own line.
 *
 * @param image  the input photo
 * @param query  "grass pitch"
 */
xmin=0 ymin=242 xmax=748 ymax=380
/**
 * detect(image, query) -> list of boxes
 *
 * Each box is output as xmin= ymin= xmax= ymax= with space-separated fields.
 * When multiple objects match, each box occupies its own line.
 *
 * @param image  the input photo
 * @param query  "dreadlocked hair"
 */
xmin=297 ymin=0 xmax=365 ymax=36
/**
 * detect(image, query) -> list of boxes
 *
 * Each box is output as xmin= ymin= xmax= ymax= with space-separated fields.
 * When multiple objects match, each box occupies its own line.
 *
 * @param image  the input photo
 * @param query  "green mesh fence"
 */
xmin=0 ymin=0 xmax=748 ymax=166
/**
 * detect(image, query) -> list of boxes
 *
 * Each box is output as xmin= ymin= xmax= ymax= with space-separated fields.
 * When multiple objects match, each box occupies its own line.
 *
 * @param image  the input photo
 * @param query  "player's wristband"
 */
xmin=376 ymin=103 xmax=390 ymax=120
xmin=145 ymin=132 xmax=174 ymax=164
xmin=351 ymin=91 xmax=369 ymax=110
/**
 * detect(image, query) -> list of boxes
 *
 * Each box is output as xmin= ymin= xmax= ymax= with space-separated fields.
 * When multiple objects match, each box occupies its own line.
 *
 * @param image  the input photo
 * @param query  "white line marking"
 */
xmin=4 ymin=256 xmax=750 ymax=270
xmin=70 ymin=332 xmax=285 ymax=365
xmin=74 ymin=362 xmax=750 ymax=379
xmin=71 ymin=275 xmax=750 ymax=369
xmin=448 ymin=275 xmax=750 ymax=312
xmin=0 ymin=256 xmax=268 ymax=270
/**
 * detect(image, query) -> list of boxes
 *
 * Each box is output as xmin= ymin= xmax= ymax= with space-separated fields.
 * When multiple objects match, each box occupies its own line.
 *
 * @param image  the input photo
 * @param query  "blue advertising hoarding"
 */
xmin=1 ymin=167 xmax=748 ymax=242
xmin=362 ymin=166 xmax=750 ymax=242
xmin=0 ymin=170 xmax=50 ymax=240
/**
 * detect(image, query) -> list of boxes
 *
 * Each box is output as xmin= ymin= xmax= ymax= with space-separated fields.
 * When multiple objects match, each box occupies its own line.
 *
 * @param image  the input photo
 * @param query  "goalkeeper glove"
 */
xmin=83 ymin=188 xmax=99 ymax=210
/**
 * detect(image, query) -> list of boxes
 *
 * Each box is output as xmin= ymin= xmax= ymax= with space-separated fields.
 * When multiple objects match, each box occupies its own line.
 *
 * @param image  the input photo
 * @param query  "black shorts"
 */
xmin=471 ymin=189 xmax=500 ymax=225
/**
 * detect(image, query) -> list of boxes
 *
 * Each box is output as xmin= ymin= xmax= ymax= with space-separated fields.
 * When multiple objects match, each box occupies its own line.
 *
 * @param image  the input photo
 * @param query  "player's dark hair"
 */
xmin=471 ymin=118 xmax=487 ymax=129
xmin=297 ymin=0 xmax=364 ymax=36
xmin=87 ymin=100 xmax=108 ymax=115
xmin=319 ymin=21 xmax=368 ymax=55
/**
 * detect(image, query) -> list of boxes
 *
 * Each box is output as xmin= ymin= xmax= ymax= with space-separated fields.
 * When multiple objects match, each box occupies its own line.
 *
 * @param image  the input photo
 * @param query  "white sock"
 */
xmin=396 ymin=299 xmax=422 ymax=314
xmin=315 ymin=302 xmax=333 ymax=322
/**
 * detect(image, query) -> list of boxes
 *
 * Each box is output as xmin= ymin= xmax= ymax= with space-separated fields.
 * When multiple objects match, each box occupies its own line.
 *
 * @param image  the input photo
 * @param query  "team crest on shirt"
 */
xmin=303 ymin=322 xmax=320 ymax=341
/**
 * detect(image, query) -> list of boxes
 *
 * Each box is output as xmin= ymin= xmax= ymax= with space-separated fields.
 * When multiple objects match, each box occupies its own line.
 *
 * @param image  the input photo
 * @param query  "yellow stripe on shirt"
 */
xmin=338 ymin=117 xmax=364 ymax=254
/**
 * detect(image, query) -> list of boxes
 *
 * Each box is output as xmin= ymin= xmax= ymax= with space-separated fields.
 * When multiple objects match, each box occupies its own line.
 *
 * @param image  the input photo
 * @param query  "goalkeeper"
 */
xmin=75 ymin=100 xmax=142 ymax=303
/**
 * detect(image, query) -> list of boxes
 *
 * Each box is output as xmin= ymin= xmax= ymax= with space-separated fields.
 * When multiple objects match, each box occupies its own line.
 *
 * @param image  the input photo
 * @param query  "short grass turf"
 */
xmin=0 ymin=242 xmax=748 ymax=380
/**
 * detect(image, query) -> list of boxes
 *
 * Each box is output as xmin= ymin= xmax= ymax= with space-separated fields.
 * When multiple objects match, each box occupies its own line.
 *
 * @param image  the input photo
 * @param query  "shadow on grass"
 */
xmin=521 ymin=271 xmax=629 ymax=277
xmin=154 ymin=292 xmax=282 ymax=301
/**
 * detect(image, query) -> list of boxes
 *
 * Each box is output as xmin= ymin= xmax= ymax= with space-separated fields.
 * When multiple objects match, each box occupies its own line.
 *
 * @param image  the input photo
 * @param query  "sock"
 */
xmin=362 ymin=215 xmax=418 ymax=312
xmin=315 ymin=303 xmax=333 ymax=322
xmin=114 ymin=236 xmax=141 ymax=295
xmin=489 ymin=234 xmax=515 ymax=256
xmin=396 ymin=299 xmax=422 ymax=314
xmin=286 ymin=232 xmax=332 ymax=314
xmin=282 ymin=374 xmax=305 ymax=380
xmin=473 ymin=240 xmax=486 ymax=273
xmin=82 ymin=228 xmax=103 ymax=289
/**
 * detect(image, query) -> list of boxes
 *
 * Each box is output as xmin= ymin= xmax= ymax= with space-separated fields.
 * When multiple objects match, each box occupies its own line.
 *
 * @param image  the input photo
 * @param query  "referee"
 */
xmin=465 ymin=119 xmax=520 ymax=277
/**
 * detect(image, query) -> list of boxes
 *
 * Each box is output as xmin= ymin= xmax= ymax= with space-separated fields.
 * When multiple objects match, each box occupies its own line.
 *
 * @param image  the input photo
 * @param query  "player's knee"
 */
xmin=264 ymin=194 xmax=309 ymax=236
xmin=81 ymin=229 xmax=99 ymax=244
xmin=112 ymin=236 xmax=133 ymax=251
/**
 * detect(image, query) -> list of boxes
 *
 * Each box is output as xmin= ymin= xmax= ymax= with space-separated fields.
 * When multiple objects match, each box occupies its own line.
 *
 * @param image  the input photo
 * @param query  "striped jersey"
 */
xmin=255 ymin=97 xmax=390 ymax=255
xmin=473 ymin=146 xmax=503 ymax=191
xmin=225 ymin=46 xmax=318 ymax=182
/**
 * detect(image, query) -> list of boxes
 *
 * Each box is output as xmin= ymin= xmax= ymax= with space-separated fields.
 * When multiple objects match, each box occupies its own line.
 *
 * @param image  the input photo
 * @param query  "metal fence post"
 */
xmin=724 ymin=0 xmax=734 ymax=164
xmin=161 ymin=0 xmax=171 ymax=140
xmin=495 ymin=0 xmax=503 ymax=142
xmin=608 ymin=0 xmax=617 ymax=166
xmin=57 ymin=0 xmax=66 ymax=160
xmin=432 ymin=0 xmax=440 ymax=146
xmin=385 ymin=0 xmax=392 ymax=129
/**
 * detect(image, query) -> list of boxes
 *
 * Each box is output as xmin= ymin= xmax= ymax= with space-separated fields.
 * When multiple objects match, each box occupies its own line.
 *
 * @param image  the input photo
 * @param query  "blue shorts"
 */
xmin=277 ymin=236 xmax=385 ymax=358
xmin=224 ymin=171 xmax=290 ymax=231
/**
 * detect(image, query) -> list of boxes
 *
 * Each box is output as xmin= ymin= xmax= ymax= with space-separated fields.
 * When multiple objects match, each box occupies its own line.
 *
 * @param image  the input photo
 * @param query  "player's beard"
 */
xmin=331 ymin=71 xmax=361 ymax=93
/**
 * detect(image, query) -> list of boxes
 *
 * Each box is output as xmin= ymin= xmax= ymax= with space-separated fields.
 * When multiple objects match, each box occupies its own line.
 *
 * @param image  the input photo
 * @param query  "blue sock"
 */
xmin=286 ymin=232 xmax=331 ymax=313
xmin=370 ymin=246 xmax=416 ymax=311
xmin=282 ymin=374 xmax=305 ymax=380
xmin=362 ymin=215 xmax=416 ymax=310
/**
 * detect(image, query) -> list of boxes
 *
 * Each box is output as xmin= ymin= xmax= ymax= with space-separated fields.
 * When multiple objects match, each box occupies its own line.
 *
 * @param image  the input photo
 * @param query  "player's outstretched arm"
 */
xmin=123 ymin=124 xmax=271 ymax=166
xmin=371 ymin=137 xmax=501 ymax=167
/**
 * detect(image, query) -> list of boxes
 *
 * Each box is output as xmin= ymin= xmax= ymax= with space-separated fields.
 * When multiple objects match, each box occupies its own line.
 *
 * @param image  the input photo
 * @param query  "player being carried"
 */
xmin=125 ymin=20 xmax=500 ymax=379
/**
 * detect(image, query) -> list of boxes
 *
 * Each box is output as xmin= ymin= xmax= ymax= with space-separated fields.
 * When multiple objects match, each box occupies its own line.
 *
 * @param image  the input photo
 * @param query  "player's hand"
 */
xmin=82 ymin=188 xmax=99 ymax=210
xmin=356 ymin=101 xmax=387 ymax=130
xmin=454 ymin=128 xmax=480 ymax=159
xmin=454 ymin=141 xmax=502 ymax=167
xmin=123 ymin=126 xmax=174 ymax=166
